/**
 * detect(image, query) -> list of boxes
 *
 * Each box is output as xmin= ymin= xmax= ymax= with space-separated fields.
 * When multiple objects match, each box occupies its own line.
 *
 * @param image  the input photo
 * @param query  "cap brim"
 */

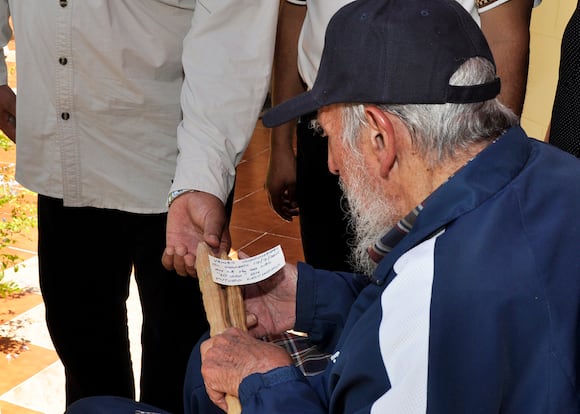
xmin=262 ymin=91 xmax=321 ymax=128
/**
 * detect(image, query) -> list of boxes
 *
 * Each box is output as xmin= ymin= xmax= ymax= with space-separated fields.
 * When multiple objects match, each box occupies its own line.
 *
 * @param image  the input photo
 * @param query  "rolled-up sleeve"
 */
xmin=174 ymin=0 xmax=279 ymax=202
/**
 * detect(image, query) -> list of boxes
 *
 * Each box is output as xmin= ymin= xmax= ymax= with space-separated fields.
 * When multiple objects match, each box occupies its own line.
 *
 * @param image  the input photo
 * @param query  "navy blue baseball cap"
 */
xmin=262 ymin=0 xmax=500 ymax=127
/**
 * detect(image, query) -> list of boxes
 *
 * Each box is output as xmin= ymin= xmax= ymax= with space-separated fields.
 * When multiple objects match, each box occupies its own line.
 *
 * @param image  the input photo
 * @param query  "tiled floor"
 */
xmin=0 ymin=120 xmax=304 ymax=414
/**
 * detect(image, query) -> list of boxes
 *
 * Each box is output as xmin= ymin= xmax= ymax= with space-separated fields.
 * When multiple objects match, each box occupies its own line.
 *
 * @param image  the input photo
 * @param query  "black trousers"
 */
xmin=296 ymin=114 xmax=355 ymax=272
xmin=37 ymin=195 xmax=208 ymax=413
xmin=550 ymin=0 xmax=580 ymax=158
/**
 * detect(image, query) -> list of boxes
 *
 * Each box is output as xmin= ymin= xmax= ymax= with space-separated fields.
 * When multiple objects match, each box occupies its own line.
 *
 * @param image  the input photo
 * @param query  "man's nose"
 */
xmin=327 ymin=151 xmax=340 ymax=176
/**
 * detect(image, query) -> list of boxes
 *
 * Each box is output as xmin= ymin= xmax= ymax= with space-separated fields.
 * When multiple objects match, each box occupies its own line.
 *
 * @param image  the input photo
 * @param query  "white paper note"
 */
xmin=208 ymin=245 xmax=286 ymax=286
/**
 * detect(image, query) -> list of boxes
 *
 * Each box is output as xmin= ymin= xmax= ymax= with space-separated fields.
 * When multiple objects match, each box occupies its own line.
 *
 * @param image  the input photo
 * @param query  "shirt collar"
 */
xmin=367 ymin=136 xmax=507 ymax=264
xmin=368 ymin=203 xmax=424 ymax=264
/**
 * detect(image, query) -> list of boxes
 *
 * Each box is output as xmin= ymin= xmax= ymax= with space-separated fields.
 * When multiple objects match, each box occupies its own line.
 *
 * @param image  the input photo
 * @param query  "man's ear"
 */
xmin=364 ymin=106 xmax=397 ymax=177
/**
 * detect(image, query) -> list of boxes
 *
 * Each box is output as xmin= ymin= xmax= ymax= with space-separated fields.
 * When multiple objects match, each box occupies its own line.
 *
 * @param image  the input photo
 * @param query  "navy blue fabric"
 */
xmin=66 ymin=127 xmax=580 ymax=413
xmin=182 ymin=332 xmax=223 ymax=414
xmin=263 ymin=0 xmax=499 ymax=127
xmin=238 ymin=126 xmax=580 ymax=413
xmin=65 ymin=396 xmax=171 ymax=414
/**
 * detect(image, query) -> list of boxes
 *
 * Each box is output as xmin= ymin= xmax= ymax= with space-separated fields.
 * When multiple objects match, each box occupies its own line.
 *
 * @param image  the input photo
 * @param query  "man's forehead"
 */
xmin=317 ymin=105 xmax=342 ymax=131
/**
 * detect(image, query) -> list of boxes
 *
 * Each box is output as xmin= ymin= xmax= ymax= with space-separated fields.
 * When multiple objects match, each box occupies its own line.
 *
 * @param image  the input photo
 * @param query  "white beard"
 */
xmin=339 ymin=152 xmax=399 ymax=275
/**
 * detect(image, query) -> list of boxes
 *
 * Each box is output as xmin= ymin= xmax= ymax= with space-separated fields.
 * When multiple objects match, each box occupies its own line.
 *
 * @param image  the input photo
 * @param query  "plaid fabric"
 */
xmin=265 ymin=332 xmax=330 ymax=376
xmin=368 ymin=204 xmax=424 ymax=264
xmin=268 ymin=204 xmax=428 ymax=376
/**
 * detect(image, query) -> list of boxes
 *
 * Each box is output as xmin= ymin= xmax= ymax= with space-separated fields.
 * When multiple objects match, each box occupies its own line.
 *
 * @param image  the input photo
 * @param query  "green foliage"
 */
xmin=0 ymin=135 xmax=12 ymax=150
xmin=0 ymin=133 xmax=37 ymax=297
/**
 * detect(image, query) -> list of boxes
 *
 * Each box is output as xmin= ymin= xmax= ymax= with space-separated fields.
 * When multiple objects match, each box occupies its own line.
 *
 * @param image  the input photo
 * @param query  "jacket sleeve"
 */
xmin=239 ymin=366 xmax=330 ymax=413
xmin=173 ymin=0 xmax=279 ymax=202
xmin=294 ymin=262 xmax=368 ymax=352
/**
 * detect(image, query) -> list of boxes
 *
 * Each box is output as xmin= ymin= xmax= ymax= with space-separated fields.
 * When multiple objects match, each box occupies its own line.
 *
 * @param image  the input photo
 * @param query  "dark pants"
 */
xmin=65 ymin=332 xmax=329 ymax=413
xmin=64 ymin=332 xmax=221 ymax=414
xmin=38 ymin=195 xmax=209 ymax=413
xmin=549 ymin=0 xmax=580 ymax=158
xmin=296 ymin=114 xmax=355 ymax=272
xmin=66 ymin=397 xmax=172 ymax=414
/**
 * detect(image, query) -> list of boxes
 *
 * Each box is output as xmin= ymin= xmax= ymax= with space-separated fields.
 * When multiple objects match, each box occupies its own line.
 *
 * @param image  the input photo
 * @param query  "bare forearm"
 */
xmin=271 ymin=1 xmax=307 ymax=152
xmin=480 ymin=0 xmax=534 ymax=116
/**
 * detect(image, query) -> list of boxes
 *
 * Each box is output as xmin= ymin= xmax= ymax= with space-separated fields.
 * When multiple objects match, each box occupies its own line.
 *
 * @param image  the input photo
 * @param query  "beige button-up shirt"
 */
xmin=0 ymin=0 xmax=278 ymax=213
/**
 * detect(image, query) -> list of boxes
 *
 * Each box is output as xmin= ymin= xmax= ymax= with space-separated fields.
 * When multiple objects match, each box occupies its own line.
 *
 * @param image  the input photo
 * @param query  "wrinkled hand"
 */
xmin=163 ymin=191 xmax=231 ymax=277
xmin=265 ymin=143 xmax=299 ymax=221
xmin=201 ymin=327 xmax=293 ymax=412
xmin=0 ymin=85 xmax=16 ymax=142
xmin=243 ymin=263 xmax=298 ymax=338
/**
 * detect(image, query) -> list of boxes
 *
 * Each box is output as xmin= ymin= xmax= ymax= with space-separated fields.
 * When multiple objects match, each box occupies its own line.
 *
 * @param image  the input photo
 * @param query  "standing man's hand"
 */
xmin=0 ymin=85 xmax=16 ymax=141
xmin=265 ymin=1 xmax=306 ymax=221
xmin=265 ymin=134 xmax=299 ymax=221
xmin=162 ymin=191 xmax=231 ymax=277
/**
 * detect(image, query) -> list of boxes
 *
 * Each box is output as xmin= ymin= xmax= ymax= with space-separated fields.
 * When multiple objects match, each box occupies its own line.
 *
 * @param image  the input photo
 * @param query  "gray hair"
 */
xmin=340 ymin=57 xmax=519 ymax=165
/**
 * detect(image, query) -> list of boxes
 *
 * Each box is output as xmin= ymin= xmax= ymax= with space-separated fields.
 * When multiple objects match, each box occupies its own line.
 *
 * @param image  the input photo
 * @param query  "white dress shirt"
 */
xmin=0 ymin=0 xmax=278 ymax=213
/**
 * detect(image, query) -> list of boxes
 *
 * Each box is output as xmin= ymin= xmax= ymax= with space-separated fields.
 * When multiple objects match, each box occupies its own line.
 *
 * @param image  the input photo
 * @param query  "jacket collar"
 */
xmin=369 ymin=125 xmax=531 ymax=285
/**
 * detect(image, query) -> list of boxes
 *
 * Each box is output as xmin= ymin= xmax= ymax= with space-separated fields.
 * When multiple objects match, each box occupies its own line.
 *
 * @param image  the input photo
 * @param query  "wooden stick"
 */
xmin=196 ymin=242 xmax=246 ymax=414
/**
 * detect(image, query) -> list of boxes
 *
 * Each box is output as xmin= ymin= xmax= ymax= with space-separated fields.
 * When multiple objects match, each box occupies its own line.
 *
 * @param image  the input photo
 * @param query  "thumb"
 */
xmin=203 ymin=207 xmax=226 ymax=249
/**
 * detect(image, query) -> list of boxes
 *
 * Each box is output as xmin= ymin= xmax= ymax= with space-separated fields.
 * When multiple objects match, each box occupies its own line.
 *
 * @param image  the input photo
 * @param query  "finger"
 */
xmin=174 ymin=244 xmax=188 ymax=256
xmin=282 ymin=198 xmax=298 ymax=210
xmin=203 ymin=210 xmax=226 ymax=250
xmin=205 ymin=385 xmax=228 ymax=413
xmin=281 ymin=196 xmax=299 ymax=215
xmin=183 ymin=253 xmax=198 ymax=277
xmin=245 ymin=313 xmax=258 ymax=329
xmin=162 ymin=245 xmax=195 ymax=276
xmin=171 ymin=255 xmax=189 ymax=277
xmin=267 ymin=190 xmax=289 ymax=220
xmin=287 ymin=208 xmax=299 ymax=216
xmin=219 ymin=227 xmax=232 ymax=253
xmin=279 ymin=206 xmax=297 ymax=221
xmin=200 ymin=338 xmax=211 ymax=357
xmin=161 ymin=247 xmax=176 ymax=271
xmin=277 ymin=206 xmax=293 ymax=222
xmin=269 ymin=198 xmax=284 ymax=216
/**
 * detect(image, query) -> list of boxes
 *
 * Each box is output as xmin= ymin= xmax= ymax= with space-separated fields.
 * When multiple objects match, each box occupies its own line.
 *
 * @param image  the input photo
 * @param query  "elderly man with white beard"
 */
xmin=198 ymin=0 xmax=580 ymax=411
xmin=66 ymin=0 xmax=580 ymax=412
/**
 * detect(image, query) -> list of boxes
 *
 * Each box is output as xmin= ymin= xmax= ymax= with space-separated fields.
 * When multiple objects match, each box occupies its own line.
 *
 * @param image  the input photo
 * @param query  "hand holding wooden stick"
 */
xmin=196 ymin=242 xmax=246 ymax=414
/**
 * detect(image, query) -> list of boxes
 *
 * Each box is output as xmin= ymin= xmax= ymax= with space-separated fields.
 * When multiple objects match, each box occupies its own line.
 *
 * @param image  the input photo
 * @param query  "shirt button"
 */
xmin=60 ymin=0 xmax=67 ymax=7
xmin=59 ymin=57 xmax=68 ymax=65
xmin=61 ymin=112 xmax=70 ymax=120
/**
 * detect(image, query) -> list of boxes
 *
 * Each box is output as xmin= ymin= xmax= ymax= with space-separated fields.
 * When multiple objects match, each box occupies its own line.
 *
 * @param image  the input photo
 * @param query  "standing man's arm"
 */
xmin=479 ymin=0 xmax=536 ymax=116
xmin=0 ymin=3 xmax=15 ymax=141
xmin=163 ymin=0 xmax=279 ymax=276
xmin=265 ymin=1 xmax=306 ymax=221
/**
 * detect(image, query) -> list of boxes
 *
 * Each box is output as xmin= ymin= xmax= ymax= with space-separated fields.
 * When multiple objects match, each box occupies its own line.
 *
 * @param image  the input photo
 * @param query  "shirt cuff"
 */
xmin=477 ymin=0 xmax=509 ymax=13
